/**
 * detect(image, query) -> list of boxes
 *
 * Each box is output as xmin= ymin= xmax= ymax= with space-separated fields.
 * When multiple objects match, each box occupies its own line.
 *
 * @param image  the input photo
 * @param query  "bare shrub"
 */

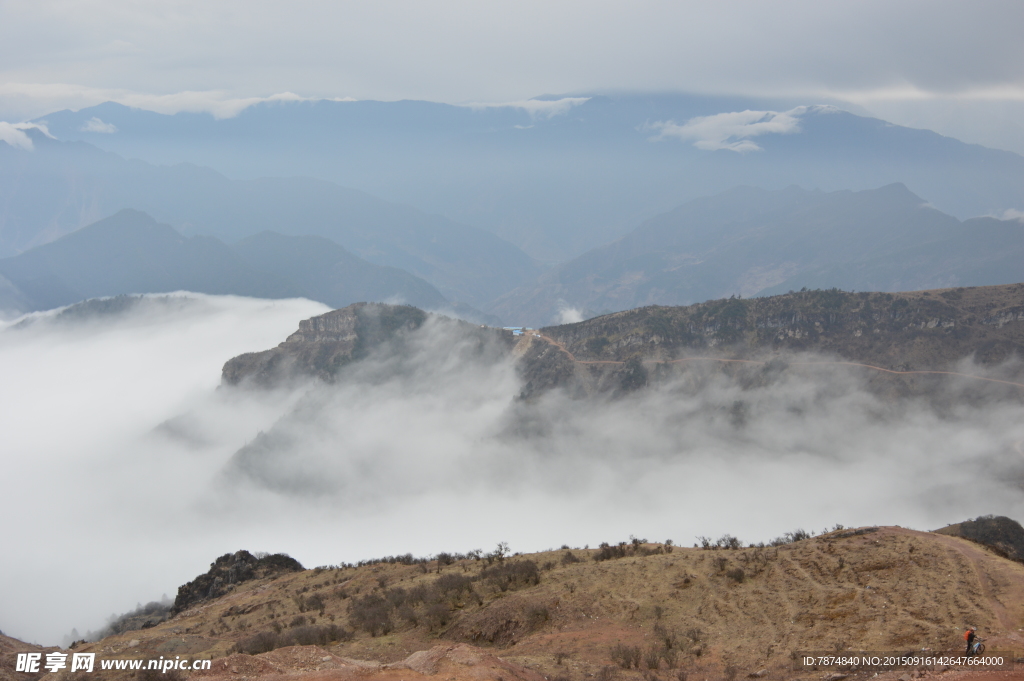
xmin=561 ymin=551 xmax=582 ymax=566
xmin=611 ymin=644 xmax=642 ymax=669
xmin=348 ymin=594 xmax=393 ymax=636
xmin=407 ymin=584 xmax=430 ymax=605
xmin=597 ymin=666 xmax=618 ymax=681
xmin=384 ymin=587 xmax=408 ymax=608
xmin=527 ymin=605 xmax=550 ymax=627
xmin=555 ymin=651 xmax=569 ymax=665
xmin=725 ymin=568 xmax=745 ymax=584
xmin=480 ymin=560 xmax=540 ymax=592
xmin=290 ymin=615 xmax=307 ymax=628
xmin=644 ymin=646 xmax=661 ymax=670
xmin=233 ymin=630 xmax=279 ymax=655
xmin=306 ymin=593 xmax=326 ymax=614
xmin=424 ymin=603 xmax=451 ymax=629
xmin=398 ymin=604 xmax=418 ymax=626
xmin=435 ymin=573 xmax=473 ymax=596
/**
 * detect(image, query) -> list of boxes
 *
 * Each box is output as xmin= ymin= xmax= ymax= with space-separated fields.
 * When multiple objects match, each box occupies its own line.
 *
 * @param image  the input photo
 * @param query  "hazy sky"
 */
xmin=1 ymin=1 xmax=1024 ymax=150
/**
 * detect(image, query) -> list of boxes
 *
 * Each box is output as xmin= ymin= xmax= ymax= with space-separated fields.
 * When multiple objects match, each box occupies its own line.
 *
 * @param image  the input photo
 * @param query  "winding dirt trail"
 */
xmin=891 ymin=528 xmax=1020 ymax=633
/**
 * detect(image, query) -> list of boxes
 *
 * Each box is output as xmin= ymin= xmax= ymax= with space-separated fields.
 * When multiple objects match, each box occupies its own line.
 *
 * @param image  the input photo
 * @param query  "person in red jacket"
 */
xmin=964 ymin=627 xmax=977 ymax=656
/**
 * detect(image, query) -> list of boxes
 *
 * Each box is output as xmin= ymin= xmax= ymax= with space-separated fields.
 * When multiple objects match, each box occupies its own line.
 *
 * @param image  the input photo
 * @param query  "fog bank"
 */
xmin=2 ymin=295 xmax=1023 ymax=645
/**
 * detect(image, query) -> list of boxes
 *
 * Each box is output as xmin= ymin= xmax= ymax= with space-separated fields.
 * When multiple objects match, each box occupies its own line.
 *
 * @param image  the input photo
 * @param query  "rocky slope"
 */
xmin=223 ymin=303 xmax=514 ymax=387
xmin=222 ymin=284 xmax=1024 ymax=399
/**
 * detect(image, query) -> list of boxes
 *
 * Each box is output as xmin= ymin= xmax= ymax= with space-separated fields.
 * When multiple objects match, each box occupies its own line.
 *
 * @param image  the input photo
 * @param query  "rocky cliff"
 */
xmin=171 ymin=551 xmax=303 ymax=615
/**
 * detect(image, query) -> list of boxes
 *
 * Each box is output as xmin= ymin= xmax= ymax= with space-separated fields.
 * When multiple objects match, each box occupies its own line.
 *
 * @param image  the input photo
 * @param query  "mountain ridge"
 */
xmin=0 ymin=210 xmax=455 ymax=315
xmin=31 ymin=95 xmax=1024 ymax=262
xmin=491 ymin=184 xmax=1024 ymax=326
xmin=0 ymin=132 xmax=540 ymax=308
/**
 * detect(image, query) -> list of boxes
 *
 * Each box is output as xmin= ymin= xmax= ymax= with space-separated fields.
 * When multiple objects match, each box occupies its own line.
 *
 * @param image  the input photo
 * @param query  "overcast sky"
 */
xmin=1 ymin=0 xmax=1023 ymax=150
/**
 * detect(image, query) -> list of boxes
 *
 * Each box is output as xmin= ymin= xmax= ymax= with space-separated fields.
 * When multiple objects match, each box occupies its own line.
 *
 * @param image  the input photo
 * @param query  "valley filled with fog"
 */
xmin=3 ymin=294 xmax=1023 ymax=645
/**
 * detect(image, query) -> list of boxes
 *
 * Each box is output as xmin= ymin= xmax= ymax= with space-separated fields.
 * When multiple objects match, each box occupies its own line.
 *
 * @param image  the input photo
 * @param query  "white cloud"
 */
xmin=0 ymin=121 xmax=54 ymax=150
xmin=999 ymin=208 xmax=1024 ymax=222
xmin=557 ymin=304 xmax=584 ymax=324
xmin=80 ymin=117 xmax=117 ymax=133
xmin=0 ymin=82 xmax=346 ymax=121
xmin=465 ymin=97 xmax=590 ymax=119
xmin=649 ymin=106 xmax=808 ymax=152
xmin=0 ymin=122 xmax=33 ymax=150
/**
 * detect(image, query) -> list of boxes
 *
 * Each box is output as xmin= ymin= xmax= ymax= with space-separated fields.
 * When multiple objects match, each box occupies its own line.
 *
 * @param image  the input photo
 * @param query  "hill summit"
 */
xmin=29 ymin=522 xmax=1024 ymax=681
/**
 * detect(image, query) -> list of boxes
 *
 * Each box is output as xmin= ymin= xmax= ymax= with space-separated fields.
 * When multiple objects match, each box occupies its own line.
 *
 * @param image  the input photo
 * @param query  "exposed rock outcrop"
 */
xmin=222 ymin=303 xmax=427 ymax=386
xmin=171 ymin=551 xmax=303 ymax=615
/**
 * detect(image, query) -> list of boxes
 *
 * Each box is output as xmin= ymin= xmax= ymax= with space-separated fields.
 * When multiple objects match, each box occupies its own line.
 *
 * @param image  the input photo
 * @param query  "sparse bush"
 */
xmin=770 ymin=528 xmax=812 ymax=546
xmin=231 ymin=624 xmax=352 ymax=655
xmin=716 ymin=535 xmax=742 ymax=550
xmin=348 ymin=594 xmax=393 ymax=636
xmin=611 ymin=644 xmax=642 ymax=669
xmin=306 ymin=593 xmax=326 ymax=614
xmin=435 ymin=573 xmax=473 ymax=596
xmin=594 ymin=542 xmax=629 ymax=561
xmin=290 ymin=615 xmax=307 ymax=628
xmin=712 ymin=556 xmax=728 ymax=572
xmin=644 ymin=646 xmax=661 ymax=670
xmin=661 ymin=647 xmax=679 ymax=669
xmin=527 ymin=605 xmax=550 ymax=627
xmin=398 ymin=604 xmax=418 ymax=626
xmin=407 ymin=584 xmax=430 ymax=605
xmin=480 ymin=560 xmax=540 ymax=592
xmin=555 ymin=651 xmax=569 ymax=665
xmin=725 ymin=568 xmax=745 ymax=584
xmin=561 ymin=551 xmax=582 ymax=566
xmin=233 ymin=630 xmax=279 ymax=655
xmin=384 ymin=587 xmax=408 ymax=608
xmin=597 ymin=666 xmax=618 ymax=681
xmin=424 ymin=603 xmax=451 ymax=629
xmin=542 ymin=561 xmax=556 ymax=571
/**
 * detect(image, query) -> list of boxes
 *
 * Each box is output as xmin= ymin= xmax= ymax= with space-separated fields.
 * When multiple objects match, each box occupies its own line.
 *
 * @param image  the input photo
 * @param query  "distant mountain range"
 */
xmin=32 ymin=95 xmax=1024 ymax=262
xmin=0 ymin=210 xmax=460 ymax=316
xmin=0 ymin=131 xmax=540 ymax=308
xmin=492 ymin=184 xmax=1024 ymax=326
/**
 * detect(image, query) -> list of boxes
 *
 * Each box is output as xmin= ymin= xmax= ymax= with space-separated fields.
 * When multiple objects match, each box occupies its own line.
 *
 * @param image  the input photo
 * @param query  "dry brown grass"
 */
xmin=50 ymin=527 xmax=1024 ymax=681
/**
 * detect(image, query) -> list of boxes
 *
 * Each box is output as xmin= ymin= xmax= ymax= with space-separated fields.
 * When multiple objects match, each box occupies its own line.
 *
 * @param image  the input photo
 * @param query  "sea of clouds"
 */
xmin=2 ymin=293 xmax=1023 ymax=645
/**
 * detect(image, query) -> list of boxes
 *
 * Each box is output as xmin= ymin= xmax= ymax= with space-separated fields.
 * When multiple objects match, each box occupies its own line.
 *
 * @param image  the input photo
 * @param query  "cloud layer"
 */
xmin=649 ymin=107 xmax=810 ymax=152
xmin=2 ymin=294 xmax=1023 ymax=647
xmin=1 ymin=1 xmax=1022 ymax=147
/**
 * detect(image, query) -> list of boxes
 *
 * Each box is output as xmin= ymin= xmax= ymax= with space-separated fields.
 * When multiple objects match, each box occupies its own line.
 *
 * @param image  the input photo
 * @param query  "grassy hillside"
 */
xmin=44 ymin=526 xmax=1024 ymax=680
